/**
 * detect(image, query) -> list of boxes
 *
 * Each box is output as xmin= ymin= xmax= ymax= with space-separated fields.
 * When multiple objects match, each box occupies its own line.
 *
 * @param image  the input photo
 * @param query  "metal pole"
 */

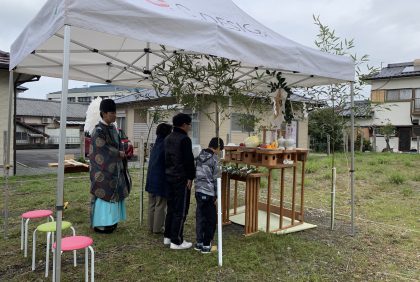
xmin=3 ymin=71 xmax=14 ymax=239
xmin=326 ymin=134 xmax=330 ymax=155
xmin=228 ymin=96 xmax=232 ymax=144
xmin=217 ymin=177 xmax=223 ymax=266
xmin=55 ymin=24 xmax=71 ymax=282
xmin=330 ymin=167 xmax=336 ymax=230
xmin=139 ymin=137 xmax=145 ymax=224
xmin=80 ymin=127 xmax=85 ymax=158
xmin=350 ymin=82 xmax=356 ymax=236
xmin=373 ymin=127 xmax=377 ymax=152
xmin=6 ymin=71 xmax=13 ymax=166
xmin=3 ymin=131 xmax=9 ymax=239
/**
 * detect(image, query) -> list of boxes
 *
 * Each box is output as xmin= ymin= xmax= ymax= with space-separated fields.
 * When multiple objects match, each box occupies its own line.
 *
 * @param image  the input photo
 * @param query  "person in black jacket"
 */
xmin=163 ymin=113 xmax=196 ymax=250
xmin=145 ymin=123 xmax=173 ymax=234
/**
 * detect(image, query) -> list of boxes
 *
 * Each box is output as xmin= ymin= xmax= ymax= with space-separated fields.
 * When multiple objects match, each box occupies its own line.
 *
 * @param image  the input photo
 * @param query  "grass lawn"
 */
xmin=1 ymin=152 xmax=419 ymax=281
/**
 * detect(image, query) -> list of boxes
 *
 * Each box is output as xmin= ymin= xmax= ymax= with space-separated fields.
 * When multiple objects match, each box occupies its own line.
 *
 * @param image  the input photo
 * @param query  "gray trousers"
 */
xmin=148 ymin=193 xmax=167 ymax=233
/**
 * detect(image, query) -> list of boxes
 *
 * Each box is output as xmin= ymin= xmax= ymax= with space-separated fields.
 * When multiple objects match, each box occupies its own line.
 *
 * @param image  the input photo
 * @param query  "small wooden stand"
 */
xmin=222 ymin=148 xmax=308 ymax=235
xmin=222 ymin=172 xmax=265 ymax=235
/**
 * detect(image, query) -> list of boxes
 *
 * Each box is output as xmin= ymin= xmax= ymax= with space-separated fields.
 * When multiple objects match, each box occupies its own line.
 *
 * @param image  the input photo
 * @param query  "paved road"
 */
xmin=12 ymin=148 xmax=140 ymax=176
xmin=14 ymin=148 xmax=83 ymax=175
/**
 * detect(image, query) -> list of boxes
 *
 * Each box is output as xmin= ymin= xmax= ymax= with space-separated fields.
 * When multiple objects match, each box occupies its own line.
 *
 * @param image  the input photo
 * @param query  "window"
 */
xmin=386 ymin=89 xmax=412 ymax=101
xmin=78 ymin=97 xmax=91 ymax=103
xmin=117 ymin=117 xmax=126 ymax=132
xmin=231 ymin=113 xmax=256 ymax=133
xmin=190 ymin=112 xmax=200 ymax=145
xmin=16 ymin=132 xmax=28 ymax=140
xmin=400 ymin=89 xmax=412 ymax=100
xmin=412 ymin=126 xmax=420 ymax=137
xmin=67 ymin=97 xmax=76 ymax=102
xmin=415 ymin=89 xmax=420 ymax=111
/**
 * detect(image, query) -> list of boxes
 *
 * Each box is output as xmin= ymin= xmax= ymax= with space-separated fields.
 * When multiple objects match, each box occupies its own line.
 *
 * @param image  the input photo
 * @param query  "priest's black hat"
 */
xmin=100 ymin=99 xmax=116 ymax=113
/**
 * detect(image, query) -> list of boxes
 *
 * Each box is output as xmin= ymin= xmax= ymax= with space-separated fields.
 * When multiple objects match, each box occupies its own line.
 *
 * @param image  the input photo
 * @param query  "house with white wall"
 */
xmin=16 ymin=98 xmax=88 ymax=147
xmin=47 ymin=84 xmax=137 ymax=103
xmin=46 ymin=83 xmax=316 ymax=154
xmin=113 ymin=89 xmax=312 ymax=151
xmin=364 ymin=60 xmax=420 ymax=152
xmin=0 ymin=50 xmax=39 ymax=174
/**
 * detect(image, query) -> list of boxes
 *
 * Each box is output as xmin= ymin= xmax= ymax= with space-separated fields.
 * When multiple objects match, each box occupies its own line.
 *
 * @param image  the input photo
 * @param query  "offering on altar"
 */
xmin=258 ymin=140 xmax=278 ymax=150
xmin=244 ymin=135 xmax=260 ymax=148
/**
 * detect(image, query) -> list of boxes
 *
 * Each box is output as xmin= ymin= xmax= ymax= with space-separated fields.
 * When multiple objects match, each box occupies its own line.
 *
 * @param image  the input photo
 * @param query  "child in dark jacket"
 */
xmin=194 ymin=137 xmax=224 ymax=254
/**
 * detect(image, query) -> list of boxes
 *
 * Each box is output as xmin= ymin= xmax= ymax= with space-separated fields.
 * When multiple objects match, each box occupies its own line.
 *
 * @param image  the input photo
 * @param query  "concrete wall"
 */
xmin=371 ymin=77 xmax=420 ymax=90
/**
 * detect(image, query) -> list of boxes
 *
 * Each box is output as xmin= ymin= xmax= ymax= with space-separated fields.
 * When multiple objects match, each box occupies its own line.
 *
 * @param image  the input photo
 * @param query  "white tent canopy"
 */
xmin=10 ymin=0 xmax=354 ymax=87
xmin=9 ymin=0 xmax=356 ymax=280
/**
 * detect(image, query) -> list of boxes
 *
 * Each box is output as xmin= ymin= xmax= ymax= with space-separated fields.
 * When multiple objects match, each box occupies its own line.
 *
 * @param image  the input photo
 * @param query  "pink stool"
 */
xmin=53 ymin=236 xmax=95 ymax=282
xmin=21 ymin=209 xmax=54 ymax=257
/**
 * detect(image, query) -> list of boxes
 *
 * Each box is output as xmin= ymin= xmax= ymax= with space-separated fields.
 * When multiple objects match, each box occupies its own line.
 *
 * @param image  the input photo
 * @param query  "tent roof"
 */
xmin=10 ymin=0 xmax=354 ymax=89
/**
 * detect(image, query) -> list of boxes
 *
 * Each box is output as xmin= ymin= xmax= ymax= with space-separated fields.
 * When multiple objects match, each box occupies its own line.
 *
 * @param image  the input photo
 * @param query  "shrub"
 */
xmin=377 ymin=158 xmax=390 ymax=165
xmin=412 ymin=174 xmax=420 ymax=182
xmin=388 ymin=173 xmax=405 ymax=185
xmin=401 ymin=187 xmax=413 ymax=197
xmin=404 ymin=161 xmax=411 ymax=167
xmin=305 ymin=162 xmax=319 ymax=174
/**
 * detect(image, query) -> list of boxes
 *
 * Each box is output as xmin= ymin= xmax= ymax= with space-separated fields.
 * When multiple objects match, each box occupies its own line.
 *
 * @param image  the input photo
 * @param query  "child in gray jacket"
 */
xmin=194 ymin=137 xmax=224 ymax=253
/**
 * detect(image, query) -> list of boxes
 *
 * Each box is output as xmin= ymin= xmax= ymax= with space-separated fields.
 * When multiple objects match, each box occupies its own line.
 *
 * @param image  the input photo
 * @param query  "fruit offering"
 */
xmin=244 ymin=135 xmax=260 ymax=147
xmin=259 ymin=140 xmax=278 ymax=149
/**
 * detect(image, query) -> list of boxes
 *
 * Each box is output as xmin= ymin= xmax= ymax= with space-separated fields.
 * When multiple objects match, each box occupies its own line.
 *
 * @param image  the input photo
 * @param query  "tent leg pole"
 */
xmin=55 ymin=24 xmax=71 ymax=282
xmin=350 ymin=82 xmax=356 ymax=236
xmin=139 ymin=137 xmax=144 ymax=224
xmin=217 ymin=178 xmax=223 ymax=267
xmin=3 ymin=71 xmax=14 ymax=239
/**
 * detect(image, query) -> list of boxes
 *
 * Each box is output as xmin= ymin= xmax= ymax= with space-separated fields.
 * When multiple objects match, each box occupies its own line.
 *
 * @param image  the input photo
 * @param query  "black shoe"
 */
xmin=94 ymin=224 xmax=117 ymax=234
xmin=194 ymin=243 xmax=203 ymax=251
xmin=201 ymin=244 xmax=211 ymax=254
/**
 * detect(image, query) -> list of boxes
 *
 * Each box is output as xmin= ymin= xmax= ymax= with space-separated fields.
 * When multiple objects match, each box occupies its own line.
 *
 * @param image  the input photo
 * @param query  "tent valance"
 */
xmin=10 ymin=0 xmax=354 ymax=89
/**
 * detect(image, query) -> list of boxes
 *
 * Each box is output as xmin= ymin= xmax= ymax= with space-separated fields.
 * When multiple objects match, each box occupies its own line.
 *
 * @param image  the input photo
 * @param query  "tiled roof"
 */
xmin=17 ymin=98 xmax=88 ymax=119
xmin=340 ymin=100 xmax=373 ymax=118
xmin=364 ymin=61 xmax=420 ymax=80
xmin=0 ymin=50 xmax=9 ymax=69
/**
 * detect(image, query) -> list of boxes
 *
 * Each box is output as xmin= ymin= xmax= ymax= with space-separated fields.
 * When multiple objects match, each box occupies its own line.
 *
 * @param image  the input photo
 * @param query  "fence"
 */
xmin=47 ymin=136 xmax=81 ymax=145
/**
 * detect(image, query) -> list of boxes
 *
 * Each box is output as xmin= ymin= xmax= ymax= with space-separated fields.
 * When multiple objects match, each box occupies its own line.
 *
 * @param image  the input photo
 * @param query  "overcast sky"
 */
xmin=1 ymin=0 xmax=419 ymax=99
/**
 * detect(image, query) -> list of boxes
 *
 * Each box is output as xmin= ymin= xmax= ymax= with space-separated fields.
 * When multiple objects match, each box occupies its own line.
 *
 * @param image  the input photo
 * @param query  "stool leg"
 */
xmin=88 ymin=246 xmax=94 ymax=282
xmin=45 ymin=232 xmax=51 ymax=277
xmin=85 ymin=247 xmax=88 ymax=282
xmin=71 ymin=226 xmax=77 ymax=267
xmin=52 ymin=248 xmax=55 ymax=281
xmin=21 ymin=218 xmax=24 ymax=251
xmin=51 ymin=232 xmax=54 ymax=252
xmin=24 ymin=218 xmax=30 ymax=257
xmin=32 ymin=229 xmax=37 ymax=271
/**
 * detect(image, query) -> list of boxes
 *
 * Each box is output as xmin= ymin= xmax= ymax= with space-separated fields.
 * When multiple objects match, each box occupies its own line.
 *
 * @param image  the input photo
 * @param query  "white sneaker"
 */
xmin=170 ymin=240 xmax=192 ymax=250
xmin=163 ymin=237 xmax=171 ymax=245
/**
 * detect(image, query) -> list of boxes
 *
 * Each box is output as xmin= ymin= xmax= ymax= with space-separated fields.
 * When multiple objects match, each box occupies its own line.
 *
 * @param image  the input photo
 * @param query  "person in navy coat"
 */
xmin=145 ymin=123 xmax=173 ymax=233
